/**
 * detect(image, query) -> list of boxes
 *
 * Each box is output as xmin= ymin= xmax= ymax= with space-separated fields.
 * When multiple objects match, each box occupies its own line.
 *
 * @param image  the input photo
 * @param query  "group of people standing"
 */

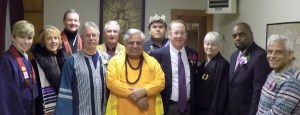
xmin=0 ymin=8 xmax=299 ymax=115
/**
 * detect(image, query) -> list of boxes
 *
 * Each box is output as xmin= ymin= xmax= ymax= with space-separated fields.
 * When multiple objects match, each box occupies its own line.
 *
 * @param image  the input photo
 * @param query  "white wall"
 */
xmin=44 ymin=0 xmax=205 ymax=37
xmin=44 ymin=0 xmax=300 ymax=61
xmin=144 ymin=0 xmax=205 ymax=37
xmin=213 ymin=0 xmax=300 ymax=60
xmin=44 ymin=0 xmax=100 ymax=31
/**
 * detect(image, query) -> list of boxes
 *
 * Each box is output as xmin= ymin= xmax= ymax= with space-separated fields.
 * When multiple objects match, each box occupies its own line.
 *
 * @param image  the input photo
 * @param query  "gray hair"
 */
xmin=267 ymin=34 xmax=293 ymax=51
xmin=104 ymin=20 xmax=120 ymax=32
xmin=123 ymin=28 xmax=145 ymax=42
xmin=204 ymin=31 xmax=222 ymax=47
xmin=80 ymin=21 xmax=100 ymax=35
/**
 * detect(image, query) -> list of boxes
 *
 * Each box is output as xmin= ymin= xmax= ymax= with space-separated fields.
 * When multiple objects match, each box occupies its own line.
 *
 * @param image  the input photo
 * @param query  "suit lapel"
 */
xmin=229 ymin=51 xmax=239 ymax=83
xmin=163 ymin=46 xmax=172 ymax=80
xmin=185 ymin=47 xmax=194 ymax=77
xmin=230 ymin=42 xmax=257 ymax=83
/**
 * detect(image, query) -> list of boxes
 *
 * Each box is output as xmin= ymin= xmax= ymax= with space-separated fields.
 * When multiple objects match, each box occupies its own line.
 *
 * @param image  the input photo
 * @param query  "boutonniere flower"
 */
xmin=102 ymin=59 xmax=109 ymax=65
xmin=267 ymin=79 xmax=275 ymax=91
xmin=239 ymin=53 xmax=250 ymax=65
xmin=188 ymin=53 xmax=198 ymax=65
xmin=150 ymin=45 xmax=154 ymax=50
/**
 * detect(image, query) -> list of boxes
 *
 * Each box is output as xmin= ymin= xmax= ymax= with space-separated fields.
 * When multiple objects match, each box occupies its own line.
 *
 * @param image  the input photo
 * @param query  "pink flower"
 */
xmin=188 ymin=53 xmax=198 ymax=65
xmin=239 ymin=53 xmax=250 ymax=65
xmin=267 ymin=79 xmax=275 ymax=91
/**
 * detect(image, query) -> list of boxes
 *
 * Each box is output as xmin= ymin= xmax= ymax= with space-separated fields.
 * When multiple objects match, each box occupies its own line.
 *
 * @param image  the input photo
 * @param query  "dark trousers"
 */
xmin=166 ymin=101 xmax=190 ymax=115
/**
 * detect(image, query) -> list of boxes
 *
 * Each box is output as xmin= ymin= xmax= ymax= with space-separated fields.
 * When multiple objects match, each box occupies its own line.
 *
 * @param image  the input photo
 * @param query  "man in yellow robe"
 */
xmin=106 ymin=28 xmax=165 ymax=115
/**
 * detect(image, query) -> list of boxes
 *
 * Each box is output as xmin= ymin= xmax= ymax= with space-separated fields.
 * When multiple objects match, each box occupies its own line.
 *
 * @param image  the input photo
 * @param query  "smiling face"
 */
xmin=82 ymin=26 xmax=99 ymax=51
xmin=12 ymin=36 xmax=33 ymax=53
xmin=44 ymin=34 xmax=60 ymax=53
xmin=204 ymin=41 xmax=219 ymax=58
xmin=124 ymin=34 xmax=144 ymax=59
xmin=11 ymin=20 xmax=35 ymax=53
xmin=267 ymin=40 xmax=293 ymax=72
xmin=168 ymin=21 xmax=187 ymax=50
xmin=104 ymin=24 xmax=120 ymax=45
xmin=149 ymin=22 xmax=166 ymax=40
xmin=40 ymin=27 xmax=62 ymax=54
xmin=63 ymin=12 xmax=80 ymax=32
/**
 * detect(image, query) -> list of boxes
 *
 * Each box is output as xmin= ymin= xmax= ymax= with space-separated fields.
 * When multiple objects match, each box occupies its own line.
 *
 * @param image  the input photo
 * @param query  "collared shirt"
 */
xmin=143 ymin=38 xmax=169 ymax=53
xmin=169 ymin=43 xmax=191 ymax=102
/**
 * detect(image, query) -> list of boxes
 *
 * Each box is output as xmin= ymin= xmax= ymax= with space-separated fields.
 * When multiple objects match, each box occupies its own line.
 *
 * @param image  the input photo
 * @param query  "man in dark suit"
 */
xmin=227 ymin=22 xmax=272 ymax=115
xmin=151 ymin=20 xmax=199 ymax=115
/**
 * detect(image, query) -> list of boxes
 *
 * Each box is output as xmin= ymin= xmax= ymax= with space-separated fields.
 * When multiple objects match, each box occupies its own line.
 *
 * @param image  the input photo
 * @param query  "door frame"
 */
xmin=171 ymin=9 xmax=213 ymax=62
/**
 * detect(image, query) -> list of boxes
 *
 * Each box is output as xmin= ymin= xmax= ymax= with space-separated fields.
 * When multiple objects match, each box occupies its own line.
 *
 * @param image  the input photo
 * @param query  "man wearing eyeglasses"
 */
xmin=55 ymin=22 xmax=110 ymax=115
xmin=151 ymin=20 xmax=199 ymax=115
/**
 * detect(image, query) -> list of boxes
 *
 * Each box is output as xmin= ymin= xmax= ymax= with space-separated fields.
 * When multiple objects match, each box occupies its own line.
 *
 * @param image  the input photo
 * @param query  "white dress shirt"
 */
xmin=169 ymin=44 xmax=191 ymax=102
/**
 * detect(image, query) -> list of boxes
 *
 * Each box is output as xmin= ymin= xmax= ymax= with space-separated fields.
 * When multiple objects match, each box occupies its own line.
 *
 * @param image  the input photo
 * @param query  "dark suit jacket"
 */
xmin=151 ymin=45 xmax=199 ymax=115
xmin=227 ymin=42 xmax=271 ymax=115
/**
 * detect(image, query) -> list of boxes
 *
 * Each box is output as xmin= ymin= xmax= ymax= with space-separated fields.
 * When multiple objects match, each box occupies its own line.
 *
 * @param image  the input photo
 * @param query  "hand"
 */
xmin=136 ymin=96 xmax=149 ymax=110
xmin=128 ymin=88 xmax=147 ymax=102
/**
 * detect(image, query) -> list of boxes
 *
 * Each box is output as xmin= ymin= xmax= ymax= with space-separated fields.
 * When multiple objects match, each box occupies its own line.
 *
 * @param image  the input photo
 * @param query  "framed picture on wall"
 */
xmin=99 ymin=0 xmax=145 ymax=44
xmin=266 ymin=21 xmax=300 ymax=66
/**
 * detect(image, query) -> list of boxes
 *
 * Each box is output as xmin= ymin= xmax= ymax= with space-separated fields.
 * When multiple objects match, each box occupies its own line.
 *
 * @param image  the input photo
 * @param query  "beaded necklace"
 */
xmin=125 ymin=55 xmax=143 ymax=84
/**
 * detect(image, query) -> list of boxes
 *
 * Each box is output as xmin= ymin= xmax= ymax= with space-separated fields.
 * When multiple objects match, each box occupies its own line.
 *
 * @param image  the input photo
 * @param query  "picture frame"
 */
xmin=99 ymin=0 xmax=145 ymax=44
xmin=266 ymin=22 xmax=300 ymax=66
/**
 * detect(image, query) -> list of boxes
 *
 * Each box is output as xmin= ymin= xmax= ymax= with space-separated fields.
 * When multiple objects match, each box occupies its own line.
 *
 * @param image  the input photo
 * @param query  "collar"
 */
xmin=63 ymin=29 xmax=78 ymax=39
xmin=105 ymin=43 xmax=116 ymax=51
xmin=149 ymin=37 xmax=169 ymax=47
xmin=170 ymin=43 xmax=185 ymax=54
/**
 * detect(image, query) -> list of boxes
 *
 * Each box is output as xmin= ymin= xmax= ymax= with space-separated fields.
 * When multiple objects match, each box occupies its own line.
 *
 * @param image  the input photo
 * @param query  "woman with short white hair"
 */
xmin=194 ymin=31 xmax=229 ymax=115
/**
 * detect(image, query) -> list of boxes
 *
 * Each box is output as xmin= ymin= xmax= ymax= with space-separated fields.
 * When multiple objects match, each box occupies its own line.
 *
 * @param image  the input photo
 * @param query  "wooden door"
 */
xmin=171 ymin=9 xmax=213 ymax=62
xmin=23 ymin=0 xmax=43 ymax=59
xmin=23 ymin=0 xmax=43 ymax=43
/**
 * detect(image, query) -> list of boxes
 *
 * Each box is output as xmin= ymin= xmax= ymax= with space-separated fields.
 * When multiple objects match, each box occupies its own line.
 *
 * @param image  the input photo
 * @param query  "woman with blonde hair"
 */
xmin=30 ymin=25 xmax=67 ymax=114
xmin=0 ymin=20 xmax=38 ymax=114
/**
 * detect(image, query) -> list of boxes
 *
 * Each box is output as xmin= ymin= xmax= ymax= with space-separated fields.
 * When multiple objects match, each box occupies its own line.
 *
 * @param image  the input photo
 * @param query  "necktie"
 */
xmin=234 ymin=51 xmax=242 ymax=71
xmin=178 ymin=52 xmax=187 ymax=113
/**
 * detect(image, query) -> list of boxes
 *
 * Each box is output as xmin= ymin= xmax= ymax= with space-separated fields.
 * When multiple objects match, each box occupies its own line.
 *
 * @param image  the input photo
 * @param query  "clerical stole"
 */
xmin=56 ymin=51 xmax=109 ymax=115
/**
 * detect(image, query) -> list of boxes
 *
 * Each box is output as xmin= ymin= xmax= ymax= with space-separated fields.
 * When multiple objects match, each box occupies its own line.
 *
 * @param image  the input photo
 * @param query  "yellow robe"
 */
xmin=106 ymin=52 xmax=165 ymax=115
xmin=96 ymin=43 xmax=125 ymax=55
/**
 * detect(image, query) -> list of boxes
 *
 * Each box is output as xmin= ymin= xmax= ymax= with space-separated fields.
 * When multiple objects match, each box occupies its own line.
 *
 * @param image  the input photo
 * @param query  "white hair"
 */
xmin=123 ymin=28 xmax=145 ymax=42
xmin=104 ymin=20 xmax=120 ymax=32
xmin=267 ymin=34 xmax=293 ymax=51
xmin=204 ymin=31 xmax=222 ymax=47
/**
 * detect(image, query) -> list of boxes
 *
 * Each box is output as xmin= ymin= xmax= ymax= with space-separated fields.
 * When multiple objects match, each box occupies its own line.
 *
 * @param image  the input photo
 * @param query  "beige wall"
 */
xmin=44 ymin=0 xmax=300 ymax=62
xmin=212 ymin=0 xmax=300 ymax=60
xmin=44 ymin=0 xmax=205 ymax=37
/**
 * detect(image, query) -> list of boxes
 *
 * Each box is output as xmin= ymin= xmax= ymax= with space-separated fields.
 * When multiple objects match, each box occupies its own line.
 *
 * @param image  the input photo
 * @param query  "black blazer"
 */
xmin=195 ymin=52 xmax=229 ymax=115
xmin=227 ymin=42 xmax=271 ymax=115
xmin=151 ymin=45 xmax=199 ymax=115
